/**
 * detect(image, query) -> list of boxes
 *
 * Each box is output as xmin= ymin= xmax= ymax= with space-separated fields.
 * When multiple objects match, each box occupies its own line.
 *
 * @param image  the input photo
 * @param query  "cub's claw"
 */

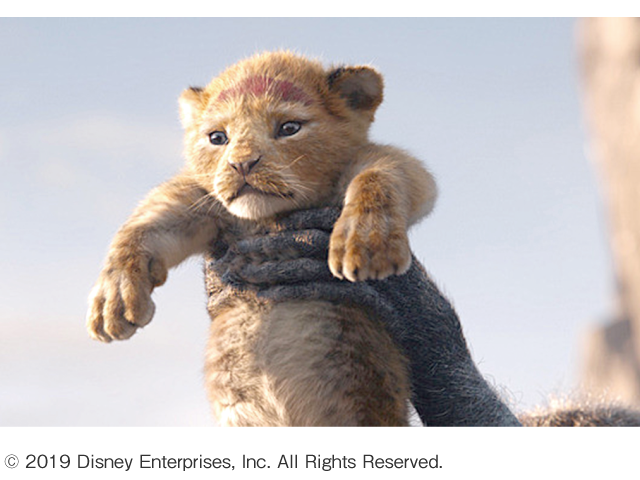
xmin=86 ymin=259 xmax=161 ymax=342
xmin=328 ymin=206 xmax=411 ymax=282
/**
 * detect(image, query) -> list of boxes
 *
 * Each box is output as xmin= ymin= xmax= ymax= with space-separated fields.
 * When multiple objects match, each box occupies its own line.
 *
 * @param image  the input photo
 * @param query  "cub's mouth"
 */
xmin=222 ymin=178 xmax=300 ymax=220
xmin=230 ymin=182 xmax=294 ymax=202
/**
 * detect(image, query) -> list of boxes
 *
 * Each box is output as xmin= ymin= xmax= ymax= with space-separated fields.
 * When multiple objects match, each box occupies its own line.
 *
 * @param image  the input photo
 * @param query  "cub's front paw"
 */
xmin=328 ymin=205 xmax=411 ymax=282
xmin=86 ymin=257 xmax=166 ymax=342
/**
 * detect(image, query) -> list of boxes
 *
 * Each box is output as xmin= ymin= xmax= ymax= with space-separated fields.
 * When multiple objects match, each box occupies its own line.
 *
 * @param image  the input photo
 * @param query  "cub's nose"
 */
xmin=229 ymin=157 xmax=260 ymax=177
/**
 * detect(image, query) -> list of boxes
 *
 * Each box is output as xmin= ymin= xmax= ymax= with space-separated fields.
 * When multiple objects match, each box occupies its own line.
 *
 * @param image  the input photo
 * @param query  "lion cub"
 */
xmin=87 ymin=51 xmax=437 ymax=426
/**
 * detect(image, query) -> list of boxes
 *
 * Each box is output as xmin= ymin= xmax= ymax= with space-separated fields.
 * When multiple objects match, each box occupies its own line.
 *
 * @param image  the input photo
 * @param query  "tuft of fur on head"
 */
xmin=177 ymin=51 xmax=385 ymax=220
xmin=518 ymin=394 xmax=640 ymax=426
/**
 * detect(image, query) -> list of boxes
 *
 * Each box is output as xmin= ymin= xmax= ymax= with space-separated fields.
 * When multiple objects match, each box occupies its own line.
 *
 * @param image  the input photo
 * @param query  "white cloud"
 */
xmin=37 ymin=157 xmax=85 ymax=189
xmin=1 ymin=112 xmax=186 ymax=225
xmin=39 ymin=112 xmax=184 ymax=171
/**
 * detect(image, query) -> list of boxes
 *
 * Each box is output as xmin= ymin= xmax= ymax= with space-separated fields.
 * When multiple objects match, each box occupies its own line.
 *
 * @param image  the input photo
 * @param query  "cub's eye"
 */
xmin=277 ymin=121 xmax=302 ymax=138
xmin=209 ymin=131 xmax=228 ymax=146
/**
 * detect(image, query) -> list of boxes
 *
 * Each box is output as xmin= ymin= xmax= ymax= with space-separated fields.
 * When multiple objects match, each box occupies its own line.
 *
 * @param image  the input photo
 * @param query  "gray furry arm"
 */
xmin=365 ymin=259 xmax=521 ymax=426
xmin=206 ymin=208 xmax=520 ymax=426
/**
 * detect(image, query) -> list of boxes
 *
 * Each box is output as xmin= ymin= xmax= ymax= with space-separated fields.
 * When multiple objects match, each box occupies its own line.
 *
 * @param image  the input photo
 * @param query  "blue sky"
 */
xmin=0 ymin=18 xmax=613 ymax=425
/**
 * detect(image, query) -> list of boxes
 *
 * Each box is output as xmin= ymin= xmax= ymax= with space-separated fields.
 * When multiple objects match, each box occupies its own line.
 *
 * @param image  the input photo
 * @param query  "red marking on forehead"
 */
xmin=217 ymin=76 xmax=314 ymax=106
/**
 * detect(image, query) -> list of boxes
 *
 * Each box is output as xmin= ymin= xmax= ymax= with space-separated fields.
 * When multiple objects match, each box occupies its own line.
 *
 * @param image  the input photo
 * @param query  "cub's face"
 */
xmin=179 ymin=52 xmax=383 ymax=220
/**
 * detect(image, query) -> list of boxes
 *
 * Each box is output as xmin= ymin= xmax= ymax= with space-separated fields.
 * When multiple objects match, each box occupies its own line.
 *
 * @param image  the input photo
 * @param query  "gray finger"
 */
xmin=269 ymin=207 xmax=341 ymax=233
xmin=235 ymin=229 xmax=330 ymax=261
xmin=234 ymin=258 xmax=334 ymax=286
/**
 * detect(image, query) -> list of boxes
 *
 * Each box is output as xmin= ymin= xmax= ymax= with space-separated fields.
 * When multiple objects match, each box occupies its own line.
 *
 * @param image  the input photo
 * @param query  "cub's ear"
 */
xmin=179 ymin=86 xmax=206 ymax=129
xmin=327 ymin=66 xmax=384 ymax=112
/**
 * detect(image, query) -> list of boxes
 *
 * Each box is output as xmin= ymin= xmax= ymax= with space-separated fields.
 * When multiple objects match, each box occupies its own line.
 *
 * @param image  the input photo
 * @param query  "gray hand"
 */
xmin=206 ymin=207 xmax=520 ymax=426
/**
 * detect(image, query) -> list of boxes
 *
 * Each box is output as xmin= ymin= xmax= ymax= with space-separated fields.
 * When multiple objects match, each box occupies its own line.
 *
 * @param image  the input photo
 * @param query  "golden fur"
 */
xmin=87 ymin=51 xmax=436 ymax=425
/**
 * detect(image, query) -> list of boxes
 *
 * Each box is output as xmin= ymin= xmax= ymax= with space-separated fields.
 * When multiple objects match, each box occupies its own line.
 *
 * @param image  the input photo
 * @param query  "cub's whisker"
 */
xmin=188 ymin=192 xmax=217 ymax=213
xmin=271 ymin=154 xmax=306 ymax=172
